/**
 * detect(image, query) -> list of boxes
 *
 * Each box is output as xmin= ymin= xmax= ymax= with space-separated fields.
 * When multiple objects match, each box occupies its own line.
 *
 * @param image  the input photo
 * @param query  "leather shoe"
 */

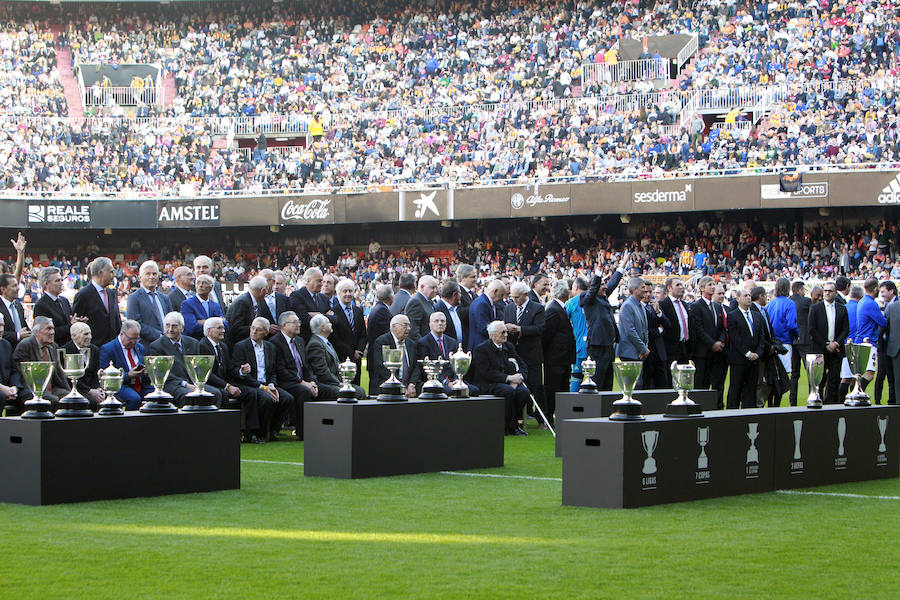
xmin=249 ymin=434 xmax=265 ymax=444
xmin=513 ymin=427 xmax=528 ymax=436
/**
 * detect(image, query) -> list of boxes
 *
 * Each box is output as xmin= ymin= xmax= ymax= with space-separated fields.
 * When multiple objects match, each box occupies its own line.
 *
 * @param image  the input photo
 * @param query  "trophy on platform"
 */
xmin=140 ymin=354 xmax=178 ymax=413
xmin=98 ymin=361 xmax=125 ymax=415
xmin=19 ymin=361 xmax=55 ymax=419
xmin=377 ymin=345 xmax=407 ymax=401
xmin=610 ymin=360 xmax=644 ymax=421
xmin=448 ymin=344 xmax=472 ymax=398
xmin=55 ymin=349 xmax=94 ymax=417
xmin=579 ymin=357 xmax=599 ymax=394
xmin=419 ymin=357 xmax=449 ymax=400
xmin=665 ymin=361 xmax=702 ymax=417
xmin=337 ymin=358 xmax=359 ymax=403
xmin=805 ymin=353 xmax=825 ymax=408
xmin=182 ymin=355 xmax=217 ymax=412
xmin=844 ymin=339 xmax=874 ymax=407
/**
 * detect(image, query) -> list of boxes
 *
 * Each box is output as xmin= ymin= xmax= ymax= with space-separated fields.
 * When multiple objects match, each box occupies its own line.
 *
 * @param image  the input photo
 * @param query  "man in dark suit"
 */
xmin=808 ymin=281 xmax=850 ymax=405
xmin=0 ymin=273 xmax=30 ymax=349
xmin=62 ymin=322 xmax=104 ymax=411
xmin=289 ymin=267 xmax=329 ymax=341
xmin=270 ymin=312 xmax=318 ymax=439
xmin=455 ymin=264 xmax=478 ymax=338
xmin=126 ymin=260 xmax=173 ymax=349
xmin=193 ymin=255 xmax=226 ymax=310
xmin=542 ymin=280 xmax=575 ymax=426
xmin=231 ymin=316 xmax=297 ymax=439
xmin=98 ymin=320 xmax=154 ymax=410
xmin=416 ymin=312 xmax=479 ymax=396
xmin=390 ymin=273 xmax=416 ymax=316
xmin=580 ymin=252 xmax=629 ymax=391
xmin=328 ymin=278 xmax=366 ymax=384
xmin=226 ymin=275 xmax=268 ymax=348
xmin=167 ymin=266 xmax=195 ymax=312
xmin=690 ymin=276 xmax=728 ymax=408
xmin=404 ymin=275 xmax=438 ymax=343
xmin=434 ymin=280 xmax=466 ymax=349
xmin=750 ymin=286 xmax=781 ymax=408
xmin=726 ymin=289 xmax=766 ymax=409
xmin=642 ymin=283 xmax=670 ymax=390
xmin=468 ymin=280 xmax=507 ymax=351
xmin=874 ymin=281 xmax=897 ymax=404
xmin=13 ymin=316 xmax=70 ymax=406
xmin=0 ymin=313 xmax=31 ymax=415
xmin=372 ymin=314 xmax=419 ymax=397
xmin=181 ymin=274 xmax=226 ymax=339
xmin=147 ymin=312 xmax=223 ymax=407
xmin=886 ymin=295 xmax=900 ymax=405
xmin=789 ymin=280 xmax=813 ymax=406
xmin=365 ymin=284 xmax=394 ymax=395
xmin=73 ymin=257 xmax=121 ymax=347
xmin=33 ymin=266 xmax=85 ymax=347
xmin=470 ymin=320 xmax=530 ymax=436
xmin=258 ymin=268 xmax=291 ymax=338
xmin=505 ymin=281 xmax=546 ymax=424
xmin=306 ymin=314 xmax=365 ymax=400
xmin=198 ymin=316 xmax=269 ymax=443
xmin=529 ymin=273 xmax=550 ymax=305
xmin=659 ymin=276 xmax=691 ymax=379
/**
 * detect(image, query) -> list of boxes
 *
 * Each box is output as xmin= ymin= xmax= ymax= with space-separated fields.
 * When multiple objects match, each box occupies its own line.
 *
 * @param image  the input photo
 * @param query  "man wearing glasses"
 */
xmin=98 ymin=319 xmax=154 ymax=410
xmin=808 ymin=282 xmax=849 ymax=404
xmin=470 ymin=320 xmax=531 ymax=436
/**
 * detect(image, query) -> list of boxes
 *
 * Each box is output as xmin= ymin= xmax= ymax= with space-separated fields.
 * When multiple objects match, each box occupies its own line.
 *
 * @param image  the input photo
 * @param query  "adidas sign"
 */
xmin=878 ymin=174 xmax=900 ymax=204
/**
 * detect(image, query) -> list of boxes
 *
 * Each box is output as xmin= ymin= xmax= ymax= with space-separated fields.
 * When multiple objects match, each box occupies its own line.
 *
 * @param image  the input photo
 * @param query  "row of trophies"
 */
xmin=576 ymin=340 xmax=880 ymax=422
xmin=18 ymin=350 xmax=218 ymax=419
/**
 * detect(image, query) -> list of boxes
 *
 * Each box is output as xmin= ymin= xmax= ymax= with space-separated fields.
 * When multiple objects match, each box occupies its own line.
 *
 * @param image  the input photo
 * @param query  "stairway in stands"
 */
xmin=162 ymin=73 xmax=176 ymax=109
xmin=52 ymin=25 xmax=85 ymax=122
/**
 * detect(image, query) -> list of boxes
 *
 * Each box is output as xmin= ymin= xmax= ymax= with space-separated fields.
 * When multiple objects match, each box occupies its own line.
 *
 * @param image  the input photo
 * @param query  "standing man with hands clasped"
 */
xmin=617 ymin=277 xmax=650 ymax=374
xmin=726 ymin=289 xmax=766 ymax=409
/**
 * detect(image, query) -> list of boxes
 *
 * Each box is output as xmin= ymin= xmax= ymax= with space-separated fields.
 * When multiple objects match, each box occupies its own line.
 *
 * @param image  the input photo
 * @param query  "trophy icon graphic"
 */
xmin=641 ymin=430 xmax=659 ymax=475
xmin=878 ymin=416 xmax=888 ymax=453
xmin=746 ymin=423 xmax=759 ymax=465
xmin=793 ymin=420 xmax=803 ymax=461
xmin=697 ymin=427 xmax=709 ymax=469
xmin=837 ymin=417 xmax=846 ymax=456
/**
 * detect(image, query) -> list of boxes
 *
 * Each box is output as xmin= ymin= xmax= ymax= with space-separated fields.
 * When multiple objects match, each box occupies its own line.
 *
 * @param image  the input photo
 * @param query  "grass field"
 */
xmin=2 ymin=370 xmax=899 ymax=598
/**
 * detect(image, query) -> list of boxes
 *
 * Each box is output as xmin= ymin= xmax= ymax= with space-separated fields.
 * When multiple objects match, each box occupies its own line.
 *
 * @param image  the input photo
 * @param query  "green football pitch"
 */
xmin=1 ymin=370 xmax=899 ymax=598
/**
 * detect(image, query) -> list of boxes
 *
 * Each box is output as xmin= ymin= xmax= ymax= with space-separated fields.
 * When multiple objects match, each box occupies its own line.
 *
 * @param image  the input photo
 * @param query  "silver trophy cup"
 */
xmin=140 ymin=354 xmax=178 ymax=413
xmin=805 ymin=354 xmax=825 ymax=408
xmin=844 ymin=340 xmax=874 ymax=407
xmin=98 ymin=361 xmax=126 ymax=415
xmin=449 ymin=344 xmax=472 ymax=398
xmin=419 ymin=357 xmax=449 ymax=400
xmin=56 ymin=349 xmax=94 ymax=417
xmin=337 ymin=358 xmax=359 ymax=403
xmin=665 ymin=360 xmax=702 ymax=417
xmin=377 ymin=345 xmax=406 ymax=401
xmin=610 ymin=360 xmax=644 ymax=421
xmin=182 ymin=354 xmax=217 ymax=412
xmin=19 ymin=361 xmax=55 ymax=419
xmin=579 ymin=357 xmax=599 ymax=393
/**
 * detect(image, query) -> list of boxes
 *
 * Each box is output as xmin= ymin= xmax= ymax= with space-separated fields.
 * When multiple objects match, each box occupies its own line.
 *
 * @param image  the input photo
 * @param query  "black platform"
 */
xmin=562 ymin=405 xmax=899 ymax=508
xmin=554 ymin=389 xmax=718 ymax=456
xmin=304 ymin=397 xmax=505 ymax=478
xmin=0 ymin=411 xmax=241 ymax=506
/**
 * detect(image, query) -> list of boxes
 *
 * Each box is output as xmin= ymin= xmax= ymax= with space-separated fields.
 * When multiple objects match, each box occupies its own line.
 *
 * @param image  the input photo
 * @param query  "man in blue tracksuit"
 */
xmin=766 ymin=278 xmax=799 ymax=387
xmin=838 ymin=286 xmax=863 ymax=402
xmin=566 ymin=276 xmax=589 ymax=391
xmin=854 ymin=278 xmax=887 ymax=393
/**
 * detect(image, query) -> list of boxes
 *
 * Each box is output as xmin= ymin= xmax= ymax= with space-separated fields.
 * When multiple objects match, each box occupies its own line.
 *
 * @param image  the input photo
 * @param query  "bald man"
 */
xmin=467 ymin=280 xmax=507 ymax=351
xmin=404 ymin=275 xmax=439 ymax=343
xmin=168 ymin=266 xmax=195 ymax=312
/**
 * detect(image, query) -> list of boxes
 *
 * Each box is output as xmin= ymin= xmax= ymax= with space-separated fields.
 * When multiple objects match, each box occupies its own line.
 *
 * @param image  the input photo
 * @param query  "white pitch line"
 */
xmin=776 ymin=490 xmax=900 ymax=501
xmin=242 ymin=459 xmax=304 ymax=466
xmin=440 ymin=471 xmax=561 ymax=482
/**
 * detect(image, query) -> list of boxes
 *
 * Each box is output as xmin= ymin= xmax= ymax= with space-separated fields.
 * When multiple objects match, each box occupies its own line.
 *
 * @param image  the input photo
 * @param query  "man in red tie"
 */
xmin=659 ymin=277 xmax=692 ymax=385
xmin=415 ymin=311 xmax=479 ymax=396
xmin=98 ymin=320 xmax=153 ymax=410
xmin=73 ymin=257 xmax=122 ymax=347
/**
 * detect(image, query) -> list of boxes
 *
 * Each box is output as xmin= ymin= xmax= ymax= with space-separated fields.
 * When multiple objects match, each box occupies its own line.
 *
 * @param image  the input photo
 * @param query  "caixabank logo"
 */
xmin=877 ymin=173 xmax=900 ymax=204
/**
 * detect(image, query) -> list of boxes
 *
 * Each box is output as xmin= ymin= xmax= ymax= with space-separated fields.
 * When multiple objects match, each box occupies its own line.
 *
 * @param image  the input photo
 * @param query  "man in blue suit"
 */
xmin=181 ymin=274 xmax=226 ymax=339
xmin=617 ymin=278 xmax=650 ymax=375
xmin=467 ymin=280 xmax=507 ymax=351
xmin=98 ymin=319 xmax=154 ymax=410
xmin=126 ymin=260 xmax=172 ymax=348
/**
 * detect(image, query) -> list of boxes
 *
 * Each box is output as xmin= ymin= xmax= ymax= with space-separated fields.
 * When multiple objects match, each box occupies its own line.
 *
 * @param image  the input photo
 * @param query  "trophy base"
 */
xmin=98 ymin=403 xmax=125 ymax=416
xmin=578 ymin=383 xmax=599 ymax=394
xmin=55 ymin=393 xmax=94 ymax=418
xmin=419 ymin=382 xmax=447 ymax=400
xmin=806 ymin=396 xmax=823 ymax=409
xmin=664 ymin=402 xmax=703 ymax=418
xmin=450 ymin=386 xmax=469 ymax=398
xmin=844 ymin=397 xmax=871 ymax=407
xmin=140 ymin=395 xmax=179 ymax=413
xmin=181 ymin=403 xmax=218 ymax=412
xmin=337 ymin=386 xmax=359 ymax=403
xmin=609 ymin=399 xmax=644 ymax=421
xmin=20 ymin=399 xmax=55 ymax=420
xmin=377 ymin=382 xmax=407 ymax=402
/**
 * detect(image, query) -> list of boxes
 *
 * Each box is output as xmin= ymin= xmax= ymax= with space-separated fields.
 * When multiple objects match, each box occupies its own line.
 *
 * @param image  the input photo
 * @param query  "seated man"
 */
xmin=0 ymin=313 xmax=31 ymax=415
xmin=13 ymin=316 xmax=70 ymax=408
xmin=62 ymin=321 xmax=104 ymax=411
xmin=305 ymin=314 xmax=365 ymax=401
xmin=99 ymin=320 xmax=154 ymax=410
xmin=199 ymin=317 xmax=269 ymax=444
xmin=470 ymin=320 xmax=531 ymax=436
xmin=270 ymin=311 xmax=318 ymax=439
xmin=147 ymin=312 xmax=223 ymax=407
xmin=181 ymin=274 xmax=226 ymax=339
xmin=372 ymin=314 xmax=419 ymax=398
xmin=415 ymin=311 xmax=480 ymax=396
xmin=231 ymin=317 xmax=296 ymax=440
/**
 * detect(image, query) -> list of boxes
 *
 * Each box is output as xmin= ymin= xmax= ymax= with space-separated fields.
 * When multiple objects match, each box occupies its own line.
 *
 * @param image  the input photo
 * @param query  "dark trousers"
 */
xmin=727 ymin=362 xmax=759 ymax=409
xmin=640 ymin=349 xmax=667 ymax=389
xmin=789 ymin=344 xmax=809 ymax=405
xmin=874 ymin=349 xmax=894 ymax=405
xmin=587 ymin=344 xmax=615 ymax=391
xmin=268 ymin=386 xmax=296 ymax=436
xmin=695 ymin=353 xmax=728 ymax=409
xmin=485 ymin=382 xmax=530 ymax=433
xmin=891 ymin=353 xmax=900 ymax=405
xmin=543 ymin=365 xmax=570 ymax=425
xmin=235 ymin=384 xmax=275 ymax=435
xmin=280 ymin=382 xmax=313 ymax=438
xmin=525 ymin=361 xmax=544 ymax=421
xmin=665 ymin=342 xmax=690 ymax=386
xmin=822 ymin=351 xmax=843 ymax=404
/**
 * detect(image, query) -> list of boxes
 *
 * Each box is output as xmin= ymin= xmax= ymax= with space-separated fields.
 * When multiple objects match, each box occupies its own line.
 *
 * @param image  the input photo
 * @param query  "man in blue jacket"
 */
xmin=854 ymin=278 xmax=887 ymax=394
xmin=766 ymin=277 xmax=799 ymax=382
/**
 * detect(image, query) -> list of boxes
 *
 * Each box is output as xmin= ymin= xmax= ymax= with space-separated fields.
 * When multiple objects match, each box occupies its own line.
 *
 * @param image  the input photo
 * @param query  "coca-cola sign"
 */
xmin=279 ymin=198 xmax=333 ymax=224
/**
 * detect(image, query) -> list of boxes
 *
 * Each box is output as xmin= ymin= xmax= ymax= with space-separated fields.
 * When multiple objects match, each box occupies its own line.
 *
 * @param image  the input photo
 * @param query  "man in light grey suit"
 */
xmin=403 ymin=275 xmax=438 ymax=342
xmin=126 ymin=260 xmax=173 ymax=348
xmin=306 ymin=314 xmax=365 ymax=400
xmin=617 ymin=277 xmax=650 ymax=364
xmin=886 ymin=299 xmax=900 ymax=405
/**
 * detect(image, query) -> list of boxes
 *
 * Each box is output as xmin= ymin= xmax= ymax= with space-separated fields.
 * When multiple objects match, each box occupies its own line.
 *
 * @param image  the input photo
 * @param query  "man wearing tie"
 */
xmin=808 ymin=282 xmax=849 ymax=404
xmin=0 ymin=273 xmax=30 ymax=349
xmin=258 ymin=268 xmax=289 ymax=337
xmin=288 ymin=267 xmax=329 ymax=340
xmin=181 ymin=275 xmax=226 ymax=339
xmin=167 ymin=266 xmax=195 ymax=312
xmin=305 ymin=314 xmax=366 ymax=400
xmin=690 ymin=276 xmax=727 ymax=407
xmin=726 ymin=289 xmax=765 ymax=409
xmin=365 ymin=284 xmax=394 ymax=395
xmin=455 ymin=263 xmax=478 ymax=337
xmin=470 ymin=321 xmax=531 ymax=436
xmin=33 ymin=266 xmax=86 ymax=347
xmin=617 ymin=277 xmax=650 ymax=369
xmin=193 ymin=255 xmax=226 ymax=310
xmin=73 ymin=257 xmax=121 ymax=347
xmin=147 ymin=312 xmax=222 ymax=407
xmin=434 ymin=280 xmax=466 ymax=349
xmin=372 ymin=314 xmax=419 ymax=398
xmin=270 ymin=311 xmax=318 ymax=438
xmin=328 ymin=278 xmax=366 ymax=385
xmin=542 ymin=280 xmax=575 ymax=422
xmin=750 ymin=286 xmax=779 ymax=407
xmin=403 ymin=275 xmax=438 ymax=343
xmin=641 ymin=282 xmax=670 ymax=390
xmin=529 ymin=273 xmax=550 ymax=305
xmin=13 ymin=317 xmax=70 ymax=407
xmin=127 ymin=260 xmax=172 ymax=349
xmin=98 ymin=320 xmax=154 ymax=410
xmin=659 ymin=276 xmax=691 ymax=379
xmin=226 ymin=275 xmax=268 ymax=348
xmin=467 ymin=280 xmax=507 ymax=351
xmin=417 ymin=311 xmax=479 ymax=396
xmin=504 ymin=282 xmax=546 ymax=425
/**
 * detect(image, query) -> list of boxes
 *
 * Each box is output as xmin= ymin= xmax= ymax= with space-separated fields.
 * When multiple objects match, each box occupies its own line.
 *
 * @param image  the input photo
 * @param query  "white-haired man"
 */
xmin=470 ymin=320 xmax=530 ymax=436
xmin=372 ymin=314 xmax=418 ymax=398
xmin=148 ymin=311 xmax=222 ymax=407
xmin=328 ymin=278 xmax=366 ymax=384
xmin=306 ymin=314 xmax=366 ymax=400
xmin=193 ymin=255 xmax=225 ymax=308
xmin=63 ymin=321 xmax=104 ymax=410
xmin=127 ymin=260 xmax=173 ymax=348
xmin=289 ymin=267 xmax=329 ymax=341
xmin=226 ymin=275 xmax=268 ymax=347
